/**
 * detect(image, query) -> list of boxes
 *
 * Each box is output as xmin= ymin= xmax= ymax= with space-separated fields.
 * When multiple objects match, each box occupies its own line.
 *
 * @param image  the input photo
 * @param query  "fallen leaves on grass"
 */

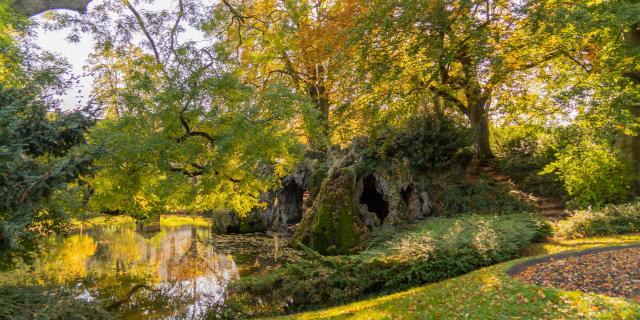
xmin=514 ymin=247 xmax=640 ymax=301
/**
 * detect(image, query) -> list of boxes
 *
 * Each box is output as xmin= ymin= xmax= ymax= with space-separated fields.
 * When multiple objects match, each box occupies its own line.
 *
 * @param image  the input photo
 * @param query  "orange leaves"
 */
xmin=514 ymin=247 xmax=640 ymax=301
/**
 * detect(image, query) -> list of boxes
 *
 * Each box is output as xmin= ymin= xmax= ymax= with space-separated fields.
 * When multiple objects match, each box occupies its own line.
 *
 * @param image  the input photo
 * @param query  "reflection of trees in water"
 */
xmin=3 ymin=223 xmax=243 ymax=319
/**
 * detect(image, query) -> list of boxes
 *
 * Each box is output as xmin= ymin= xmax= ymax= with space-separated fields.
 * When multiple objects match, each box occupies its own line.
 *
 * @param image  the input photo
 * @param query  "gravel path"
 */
xmin=513 ymin=246 xmax=640 ymax=301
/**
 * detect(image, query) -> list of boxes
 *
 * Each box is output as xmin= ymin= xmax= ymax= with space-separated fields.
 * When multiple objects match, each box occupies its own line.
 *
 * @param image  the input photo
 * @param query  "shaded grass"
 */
xmin=278 ymin=234 xmax=640 ymax=320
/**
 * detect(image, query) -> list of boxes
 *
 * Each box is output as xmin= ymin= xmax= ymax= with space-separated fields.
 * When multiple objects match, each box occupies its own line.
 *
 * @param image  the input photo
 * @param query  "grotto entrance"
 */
xmin=280 ymin=178 xmax=305 ymax=224
xmin=359 ymin=174 xmax=389 ymax=223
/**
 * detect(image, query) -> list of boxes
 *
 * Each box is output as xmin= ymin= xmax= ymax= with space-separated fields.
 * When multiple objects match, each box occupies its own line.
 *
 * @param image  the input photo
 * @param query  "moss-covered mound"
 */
xmin=293 ymin=139 xmax=436 ymax=255
xmin=294 ymin=167 xmax=368 ymax=255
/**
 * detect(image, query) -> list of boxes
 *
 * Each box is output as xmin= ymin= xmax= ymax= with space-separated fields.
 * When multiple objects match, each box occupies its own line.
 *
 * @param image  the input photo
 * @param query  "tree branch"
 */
xmin=177 ymin=111 xmax=216 ymax=143
xmin=428 ymin=85 xmax=468 ymax=116
xmin=168 ymin=0 xmax=185 ymax=64
xmin=169 ymin=166 xmax=204 ymax=177
xmin=125 ymin=0 xmax=161 ymax=64
xmin=13 ymin=0 xmax=92 ymax=16
xmin=169 ymin=163 xmax=242 ymax=183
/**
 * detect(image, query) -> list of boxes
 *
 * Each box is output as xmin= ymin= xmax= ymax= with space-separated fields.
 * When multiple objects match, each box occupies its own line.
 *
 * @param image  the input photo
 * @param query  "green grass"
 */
xmin=278 ymin=234 xmax=640 ymax=320
xmin=230 ymin=213 xmax=549 ymax=315
xmin=70 ymin=214 xmax=211 ymax=229
xmin=159 ymin=214 xmax=211 ymax=228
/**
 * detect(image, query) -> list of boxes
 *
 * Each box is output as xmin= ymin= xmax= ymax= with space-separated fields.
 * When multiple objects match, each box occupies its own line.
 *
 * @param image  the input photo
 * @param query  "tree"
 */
xmin=351 ymin=0 xmax=582 ymax=162
xmin=47 ymin=0 xmax=314 ymax=220
xmin=0 ymin=69 xmax=96 ymax=269
xmin=212 ymin=0 xmax=360 ymax=147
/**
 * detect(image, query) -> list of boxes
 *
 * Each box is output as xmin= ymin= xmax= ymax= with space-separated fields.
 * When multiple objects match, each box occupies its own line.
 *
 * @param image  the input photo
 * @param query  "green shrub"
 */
xmin=543 ymin=141 xmax=632 ymax=208
xmin=226 ymin=213 xmax=550 ymax=316
xmin=556 ymin=201 xmax=640 ymax=239
xmin=491 ymin=124 xmax=565 ymax=199
xmin=390 ymin=113 xmax=473 ymax=171
xmin=0 ymin=285 xmax=113 ymax=319
xmin=439 ymin=177 xmax=534 ymax=215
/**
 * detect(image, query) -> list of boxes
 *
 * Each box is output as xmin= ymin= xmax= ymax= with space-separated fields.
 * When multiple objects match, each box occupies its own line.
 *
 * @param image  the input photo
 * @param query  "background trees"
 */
xmin=212 ymin=0 xmax=362 ymax=147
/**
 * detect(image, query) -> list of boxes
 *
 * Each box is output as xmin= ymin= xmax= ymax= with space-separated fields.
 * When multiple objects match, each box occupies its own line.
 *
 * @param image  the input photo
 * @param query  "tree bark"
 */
xmin=468 ymin=97 xmax=494 ymax=162
xmin=12 ymin=0 xmax=92 ymax=16
xmin=307 ymin=65 xmax=330 ymax=148
xmin=461 ymin=54 xmax=494 ymax=162
xmin=618 ymin=26 xmax=640 ymax=176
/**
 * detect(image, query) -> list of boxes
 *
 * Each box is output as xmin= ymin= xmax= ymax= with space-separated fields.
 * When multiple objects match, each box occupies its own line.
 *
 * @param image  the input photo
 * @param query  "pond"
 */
xmin=0 ymin=217 xmax=296 ymax=319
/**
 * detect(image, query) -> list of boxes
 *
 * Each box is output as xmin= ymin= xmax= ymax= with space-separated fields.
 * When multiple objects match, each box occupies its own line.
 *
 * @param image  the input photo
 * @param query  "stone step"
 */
xmin=538 ymin=202 xmax=565 ymax=210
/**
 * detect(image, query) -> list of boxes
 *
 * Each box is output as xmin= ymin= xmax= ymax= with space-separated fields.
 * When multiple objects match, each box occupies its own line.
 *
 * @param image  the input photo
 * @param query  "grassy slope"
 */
xmin=280 ymin=234 xmax=640 ymax=320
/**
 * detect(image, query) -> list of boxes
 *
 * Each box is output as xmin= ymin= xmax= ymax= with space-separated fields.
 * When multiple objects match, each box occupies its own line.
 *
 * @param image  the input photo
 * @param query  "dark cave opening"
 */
xmin=281 ymin=180 xmax=305 ymax=224
xmin=359 ymin=174 xmax=389 ymax=223
xmin=401 ymin=184 xmax=413 ymax=205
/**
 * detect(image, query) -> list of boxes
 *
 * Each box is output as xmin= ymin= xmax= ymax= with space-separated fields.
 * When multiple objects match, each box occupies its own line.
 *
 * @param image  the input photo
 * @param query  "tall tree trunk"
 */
xmin=618 ymin=26 xmax=640 ymax=177
xmin=461 ymin=56 xmax=494 ymax=163
xmin=307 ymin=65 xmax=330 ymax=149
xmin=468 ymin=97 xmax=494 ymax=162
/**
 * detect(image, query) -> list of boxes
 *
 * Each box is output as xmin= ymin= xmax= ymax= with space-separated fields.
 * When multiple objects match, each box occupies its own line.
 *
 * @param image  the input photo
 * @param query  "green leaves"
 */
xmin=0 ymin=83 xmax=96 ymax=269
xmin=543 ymin=140 xmax=632 ymax=209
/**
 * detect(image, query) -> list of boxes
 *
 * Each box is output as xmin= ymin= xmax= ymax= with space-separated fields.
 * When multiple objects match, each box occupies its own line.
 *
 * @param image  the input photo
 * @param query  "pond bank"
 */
xmin=0 ymin=217 xmax=300 ymax=319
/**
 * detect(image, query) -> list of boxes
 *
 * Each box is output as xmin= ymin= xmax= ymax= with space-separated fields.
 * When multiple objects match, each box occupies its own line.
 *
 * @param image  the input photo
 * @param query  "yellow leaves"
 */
xmin=516 ymin=292 xmax=529 ymax=304
xmin=274 ymin=163 xmax=288 ymax=178
xmin=537 ymin=289 xmax=547 ymax=299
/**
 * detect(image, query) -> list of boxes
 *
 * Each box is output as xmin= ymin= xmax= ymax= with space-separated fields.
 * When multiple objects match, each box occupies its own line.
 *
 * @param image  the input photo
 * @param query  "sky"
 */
xmin=31 ymin=0 xmax=179 ymax=110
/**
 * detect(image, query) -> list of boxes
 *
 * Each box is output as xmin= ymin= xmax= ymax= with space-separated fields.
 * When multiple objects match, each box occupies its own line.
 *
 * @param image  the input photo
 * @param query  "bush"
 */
xmin=390 ymin=113 xmax=473 ymax=171
xmin=556 ymin=201 xmax=640 ymax=239
xmin=491 ymin=124 xmax=565 ymax=199
xmin=543 ymin=141 xmax=632 ymax=208
xmin=0 ymin=285 xmax=113 ymax=319
xmin=438 ymin=177 xmax=534 ymax=215
xmin=226 ymin=213 xmax=550 ymax=317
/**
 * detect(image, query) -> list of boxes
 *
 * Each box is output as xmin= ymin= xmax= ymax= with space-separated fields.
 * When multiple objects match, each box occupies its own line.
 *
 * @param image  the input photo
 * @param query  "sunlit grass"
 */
xmin=279 ymin=235 xmax=640 ymax=320
xmin=159 ymin=215 xmax=211 ymax=228
xmin=70 ymin=214 xmax=211 ymax=229
xmin=70 ymin=215 xmax=135 ymax=228
xmin=525 ymin=233 xmax=640 ymax=256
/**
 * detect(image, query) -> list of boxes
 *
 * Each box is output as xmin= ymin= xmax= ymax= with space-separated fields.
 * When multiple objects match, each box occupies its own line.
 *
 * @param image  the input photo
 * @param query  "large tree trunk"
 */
xmin=470 ymin=107 xmax=493 ymax=162
xmin=458 ymin=47 xmax=495 ymax=163
xmin=468 ymin=97 xmax=494 ymax=163
xmin=307 ymin=65 xmax=330 ymax=148
xmin=618 ymin=26 xmax=640 ymax=177
xmin=12 ymin=0 xmax=92 ymax=16
xmin=461 ymin=57 xmax=494 ymax=162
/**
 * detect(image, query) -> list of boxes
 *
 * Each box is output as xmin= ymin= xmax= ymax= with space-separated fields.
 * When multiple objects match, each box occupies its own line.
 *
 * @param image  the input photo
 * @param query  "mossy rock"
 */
xmin=239 ymin=212 xmax=268 ymax=233
xmin=212 ymin=209 xmax=268 ymax=234
xmin=294 ymin=167 xmax=368 ymax=255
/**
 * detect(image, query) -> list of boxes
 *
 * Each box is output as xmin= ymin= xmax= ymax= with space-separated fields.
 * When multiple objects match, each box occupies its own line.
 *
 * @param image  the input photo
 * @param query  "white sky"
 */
xmin=31 ymin=0 xmax=178 ymax=110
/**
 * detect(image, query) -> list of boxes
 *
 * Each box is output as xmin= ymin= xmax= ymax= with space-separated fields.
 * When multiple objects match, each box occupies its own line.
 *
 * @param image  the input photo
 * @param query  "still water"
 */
xmin=2 ymin=219 xmax=287 ymax=319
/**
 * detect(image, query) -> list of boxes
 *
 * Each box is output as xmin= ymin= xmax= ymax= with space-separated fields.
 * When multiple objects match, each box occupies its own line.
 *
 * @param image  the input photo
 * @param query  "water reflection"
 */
xmin=12 ymin=222 xmax=241 ymax=319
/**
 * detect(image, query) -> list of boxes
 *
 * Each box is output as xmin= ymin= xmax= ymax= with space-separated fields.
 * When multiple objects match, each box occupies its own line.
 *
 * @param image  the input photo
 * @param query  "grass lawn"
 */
xmin=280 ymin=234 xmax=640 ymax=320
xmin=70 ymin=214 xmax=211 ymax=229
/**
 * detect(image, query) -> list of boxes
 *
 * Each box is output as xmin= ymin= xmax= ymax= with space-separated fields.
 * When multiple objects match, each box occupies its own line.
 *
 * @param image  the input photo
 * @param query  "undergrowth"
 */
xmin=556 ymin=201 xmax=640 ymax=239
xmin=0 ymin=285 xmax=113 ymax=319
xmin=219 ymin=213 xmax=551 ymax=318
